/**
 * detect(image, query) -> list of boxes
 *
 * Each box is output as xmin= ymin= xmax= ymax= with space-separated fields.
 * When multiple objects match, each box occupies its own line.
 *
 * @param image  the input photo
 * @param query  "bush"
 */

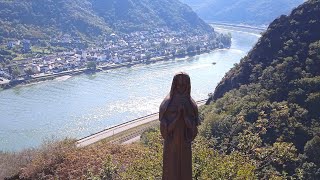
xmin=304 ymin=136 xmax=320 ymax=165
xmin=0 ymin=149 xmax=36 ymax=180
xmin=193 ymin=137 xmax=256 ymax=180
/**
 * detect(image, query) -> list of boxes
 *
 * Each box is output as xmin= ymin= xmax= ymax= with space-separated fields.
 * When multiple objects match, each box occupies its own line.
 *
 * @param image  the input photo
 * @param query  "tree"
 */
xmin=86 ymin=61 xmax=97 ymax=71
xmin=24 ymin=67 xmax=34 ymax=76
xmin=187 ymin=45 xmax=195 ymax=53
xmin=11 ymin=65 xmax=21 ymax=78
xmin=176 ymin=49 xmax=185 ymax=55
xmin=196 ymin=45 xmax=201 ymax=52
xmin=304 ymin=136 xmax=320 ymax=165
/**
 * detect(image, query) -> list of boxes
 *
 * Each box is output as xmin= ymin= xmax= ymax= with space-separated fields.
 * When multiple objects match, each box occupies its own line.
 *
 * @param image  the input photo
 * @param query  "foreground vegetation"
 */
xmin=1 ymin=128 xmax=256 ymax=180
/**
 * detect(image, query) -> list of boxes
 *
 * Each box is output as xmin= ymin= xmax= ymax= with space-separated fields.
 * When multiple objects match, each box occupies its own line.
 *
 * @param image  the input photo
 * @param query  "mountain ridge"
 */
xmin=209 ymin=0 xmax=320 ymax=101
xmin=181 ymin=0 xmax=304 ymax=25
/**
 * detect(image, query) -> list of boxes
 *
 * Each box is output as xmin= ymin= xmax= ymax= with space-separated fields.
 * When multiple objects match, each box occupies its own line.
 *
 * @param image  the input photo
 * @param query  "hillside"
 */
xmin=0 ymin=0 xmax=211 ymax=42
xmin=202 ymin=0 xmax=320 ymax=178
xmin=0 ymin=0 xmax=111 ymax=41
xmin=180 ymin=0 xmax=304 ymax=25
xmin=91 ymin=0 xmax=212 ymax=34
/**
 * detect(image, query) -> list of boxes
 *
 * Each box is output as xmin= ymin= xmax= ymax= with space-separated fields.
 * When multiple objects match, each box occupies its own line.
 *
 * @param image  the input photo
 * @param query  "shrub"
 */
xmin=304 ymin=136 xmax=320 ymax=165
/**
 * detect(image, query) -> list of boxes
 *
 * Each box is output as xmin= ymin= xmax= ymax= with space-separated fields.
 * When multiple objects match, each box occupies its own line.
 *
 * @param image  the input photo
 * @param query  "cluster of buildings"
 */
xmin=0 ymin=28 xmax=231 ymax=82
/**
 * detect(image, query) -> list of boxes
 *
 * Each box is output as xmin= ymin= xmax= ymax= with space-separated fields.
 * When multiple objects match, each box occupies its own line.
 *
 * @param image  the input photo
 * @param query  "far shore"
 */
xmin=0 ymin=48 xmax=224 ymax=90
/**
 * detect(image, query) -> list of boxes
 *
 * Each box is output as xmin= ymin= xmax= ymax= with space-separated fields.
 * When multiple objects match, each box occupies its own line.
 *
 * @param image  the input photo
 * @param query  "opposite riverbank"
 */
xmin=0 ymin=50 xmax=217 ymax=90
xmin=0 ymin=23 xmax=266 ymax=91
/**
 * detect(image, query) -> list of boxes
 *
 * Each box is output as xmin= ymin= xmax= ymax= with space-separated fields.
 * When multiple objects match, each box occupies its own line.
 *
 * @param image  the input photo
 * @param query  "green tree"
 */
xmin=298 ymin=162 xmax=320 ymax=180
xmin=24 ymin=67 xmax=34 ymax=76
xmin=187 ymin=45 xmax=195 ymax=53
xmin=11 ymin=65 xmax=21 ymax=78
xmin=87 ymin=61 xmax=97 ymax=71
xmin=196 ymin=45 xmax=201 ymax=52
xmin=304 ymin=136 xmax=320 ymax=165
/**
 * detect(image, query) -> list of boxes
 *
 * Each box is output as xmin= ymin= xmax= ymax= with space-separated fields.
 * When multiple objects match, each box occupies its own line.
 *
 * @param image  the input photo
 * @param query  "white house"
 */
xmin=31 ymin=64 xmax=41 ymax=74
xmin=97 ymin=54 xmax=107 ymax=62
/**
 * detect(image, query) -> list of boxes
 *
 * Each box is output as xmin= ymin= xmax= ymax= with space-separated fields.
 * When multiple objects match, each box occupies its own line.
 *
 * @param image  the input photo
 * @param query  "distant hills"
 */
xmin=180 ymin=0 xmax=304 ymax=25
xmin=0 ymin=0 xmax=212 ymax=42
xmin=203 ymin=0 xmax=320 ymax=178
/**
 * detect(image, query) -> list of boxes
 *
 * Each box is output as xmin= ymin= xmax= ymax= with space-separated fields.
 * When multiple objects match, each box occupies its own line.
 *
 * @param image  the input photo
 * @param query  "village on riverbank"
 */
xmin=0 ymin=28 xmax=231 ymax=89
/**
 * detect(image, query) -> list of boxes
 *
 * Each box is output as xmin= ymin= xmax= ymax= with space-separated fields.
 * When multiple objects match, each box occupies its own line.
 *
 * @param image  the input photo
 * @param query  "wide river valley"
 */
xmin=0 ymin=25 xmax=262 ymax=151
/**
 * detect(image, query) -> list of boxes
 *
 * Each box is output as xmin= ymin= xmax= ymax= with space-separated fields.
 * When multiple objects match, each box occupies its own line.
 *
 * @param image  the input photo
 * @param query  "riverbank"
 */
xmin=209 ymin=22 xmax=267 ymax=31
xmin=0 ymin=49 xmax=218 ymax=90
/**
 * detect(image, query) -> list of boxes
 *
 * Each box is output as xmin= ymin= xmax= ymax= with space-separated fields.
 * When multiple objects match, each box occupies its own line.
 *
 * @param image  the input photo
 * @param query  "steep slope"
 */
xmin=181 ymin=0 xmax=304 ymax=25
xmin=0 ymin=0 xmax=111 ymax=39
xmin=0 ymin=0 xmax=212 ymax=42
xmin=201 ymin=0 xmax=320 ymax=179
xmin=210 ymin=0 xmax=320 ymax=101
xmin=91 ymin=0 xmax=212 ymax=34
xmin=0 ymin=0 xmax=111 ymax=40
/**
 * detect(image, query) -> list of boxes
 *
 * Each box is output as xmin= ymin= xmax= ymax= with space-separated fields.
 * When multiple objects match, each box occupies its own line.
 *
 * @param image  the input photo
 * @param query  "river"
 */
xmin=0 ymin=25 xmax=262 ymax=151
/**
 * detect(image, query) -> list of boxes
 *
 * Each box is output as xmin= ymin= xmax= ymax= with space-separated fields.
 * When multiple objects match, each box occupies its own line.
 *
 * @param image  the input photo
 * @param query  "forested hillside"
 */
xmin=181 ymin=0 xmax=304 ymax=25
xmin=202 ymin=0 xmax=320 ymax=178
xmin=91 ymin=0 xmax=212 ymax=33
xmin=0 ymin=0 xmax=111 ymax=41
xmin=0 ymin=0 xmax=211 ymax=42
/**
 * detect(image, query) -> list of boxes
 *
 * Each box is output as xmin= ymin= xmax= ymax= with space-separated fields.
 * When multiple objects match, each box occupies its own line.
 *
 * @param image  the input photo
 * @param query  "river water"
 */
xmin=0 ymin=26 xmax=262 ymax=151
